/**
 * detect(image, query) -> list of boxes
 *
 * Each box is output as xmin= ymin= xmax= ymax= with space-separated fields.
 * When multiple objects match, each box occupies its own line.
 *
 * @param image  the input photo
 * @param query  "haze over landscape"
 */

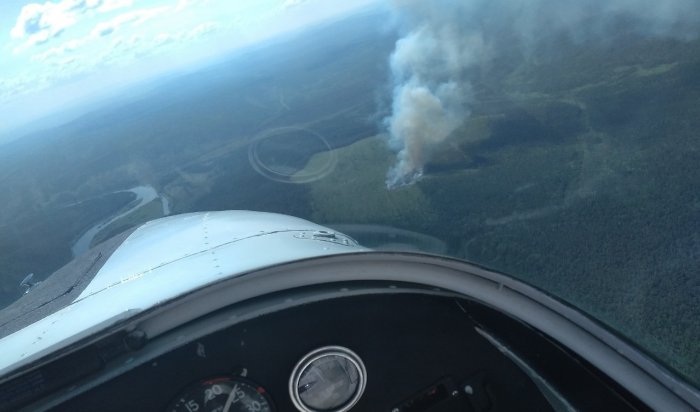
xmin=0 ymin=0 xmax=699 ymax=388
xmin=0 ymin=0 xmax=379 ymax=137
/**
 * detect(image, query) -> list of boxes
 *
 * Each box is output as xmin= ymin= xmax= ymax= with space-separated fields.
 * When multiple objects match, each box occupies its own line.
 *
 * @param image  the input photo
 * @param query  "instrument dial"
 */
xmin=290 ymin=346 xmax=367 ymax=412
xmin=167 ymin=377 xmax=274 ymax=412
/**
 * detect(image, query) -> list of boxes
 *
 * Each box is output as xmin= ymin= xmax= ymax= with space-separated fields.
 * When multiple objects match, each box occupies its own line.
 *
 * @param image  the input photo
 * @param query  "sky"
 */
xmin=0 ymin=0 xmax=380 ymax=137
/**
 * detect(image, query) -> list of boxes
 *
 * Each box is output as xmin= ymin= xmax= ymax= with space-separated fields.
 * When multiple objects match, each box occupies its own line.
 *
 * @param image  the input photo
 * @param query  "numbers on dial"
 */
xmin=168 ymin=378 xmax=273 ymax=412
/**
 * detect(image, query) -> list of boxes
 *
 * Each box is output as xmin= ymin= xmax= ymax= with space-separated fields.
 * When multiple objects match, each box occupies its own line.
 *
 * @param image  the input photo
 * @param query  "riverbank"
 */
xmin=71 ymin=186 xmax=170 ymax=257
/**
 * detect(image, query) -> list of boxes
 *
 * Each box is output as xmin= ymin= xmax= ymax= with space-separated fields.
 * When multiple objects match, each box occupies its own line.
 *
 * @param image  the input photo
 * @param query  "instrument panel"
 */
xmin=165 ymin=345 xmax=368 ymax=412
xmin=35 ymin=283 xmax=651 ymax=412
xmin=50 ymin=292 xmax=558 ymax=411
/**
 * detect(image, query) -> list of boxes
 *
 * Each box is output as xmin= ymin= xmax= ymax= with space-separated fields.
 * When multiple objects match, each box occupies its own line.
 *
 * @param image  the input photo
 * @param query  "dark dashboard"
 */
xmin=44 ymin=290 xmax=645 ymax=412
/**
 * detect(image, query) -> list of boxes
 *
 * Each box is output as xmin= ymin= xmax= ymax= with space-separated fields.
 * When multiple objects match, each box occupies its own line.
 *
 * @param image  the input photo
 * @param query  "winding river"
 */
xmin=71 ymin=185 xmax=170 ymax=257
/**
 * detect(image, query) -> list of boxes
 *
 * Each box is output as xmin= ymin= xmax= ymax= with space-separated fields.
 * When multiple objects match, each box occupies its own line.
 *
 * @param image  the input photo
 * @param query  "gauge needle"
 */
xmin=299 ymin=380 xmax=316 ymax=394
xmin=222 ymin=384 xmax=239 ymax=412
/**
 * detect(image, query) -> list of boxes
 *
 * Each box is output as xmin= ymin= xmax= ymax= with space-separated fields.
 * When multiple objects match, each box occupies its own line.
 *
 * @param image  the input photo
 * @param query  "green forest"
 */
xmin=0 ymin=8 xmax=698 ymax=386
xmin=294 ymin=31 xmax=700 ymax=384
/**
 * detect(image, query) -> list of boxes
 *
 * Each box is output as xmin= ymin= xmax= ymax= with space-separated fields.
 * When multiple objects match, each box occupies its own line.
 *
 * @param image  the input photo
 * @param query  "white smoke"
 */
xmin=384 ymin=0 xmax=700 ymax=189
xmin=385 ymin=1 xmax=487 ymax=188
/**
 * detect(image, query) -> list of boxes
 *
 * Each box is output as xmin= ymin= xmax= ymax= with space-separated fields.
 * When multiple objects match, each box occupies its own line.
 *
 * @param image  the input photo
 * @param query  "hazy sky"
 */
xmin=0 ymin=0 xmax=380 ymax=136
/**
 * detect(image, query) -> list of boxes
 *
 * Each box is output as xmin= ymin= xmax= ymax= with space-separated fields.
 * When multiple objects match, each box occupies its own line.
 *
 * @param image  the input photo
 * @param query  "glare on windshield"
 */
xmin=0 ymin=0 xmax=698 ymax=387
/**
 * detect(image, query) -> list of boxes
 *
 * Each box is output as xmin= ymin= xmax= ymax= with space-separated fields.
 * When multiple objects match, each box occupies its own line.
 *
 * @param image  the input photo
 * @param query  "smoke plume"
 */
xmin=384 ymin=0 xmax=700 ymax=189
xmin=384 ymin=1 xmax=487 ymax=188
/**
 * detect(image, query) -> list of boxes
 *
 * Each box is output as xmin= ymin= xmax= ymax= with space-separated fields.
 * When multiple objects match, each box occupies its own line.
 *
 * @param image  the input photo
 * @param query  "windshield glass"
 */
xmin=1 ymin=0 xmax=698 ymax=387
